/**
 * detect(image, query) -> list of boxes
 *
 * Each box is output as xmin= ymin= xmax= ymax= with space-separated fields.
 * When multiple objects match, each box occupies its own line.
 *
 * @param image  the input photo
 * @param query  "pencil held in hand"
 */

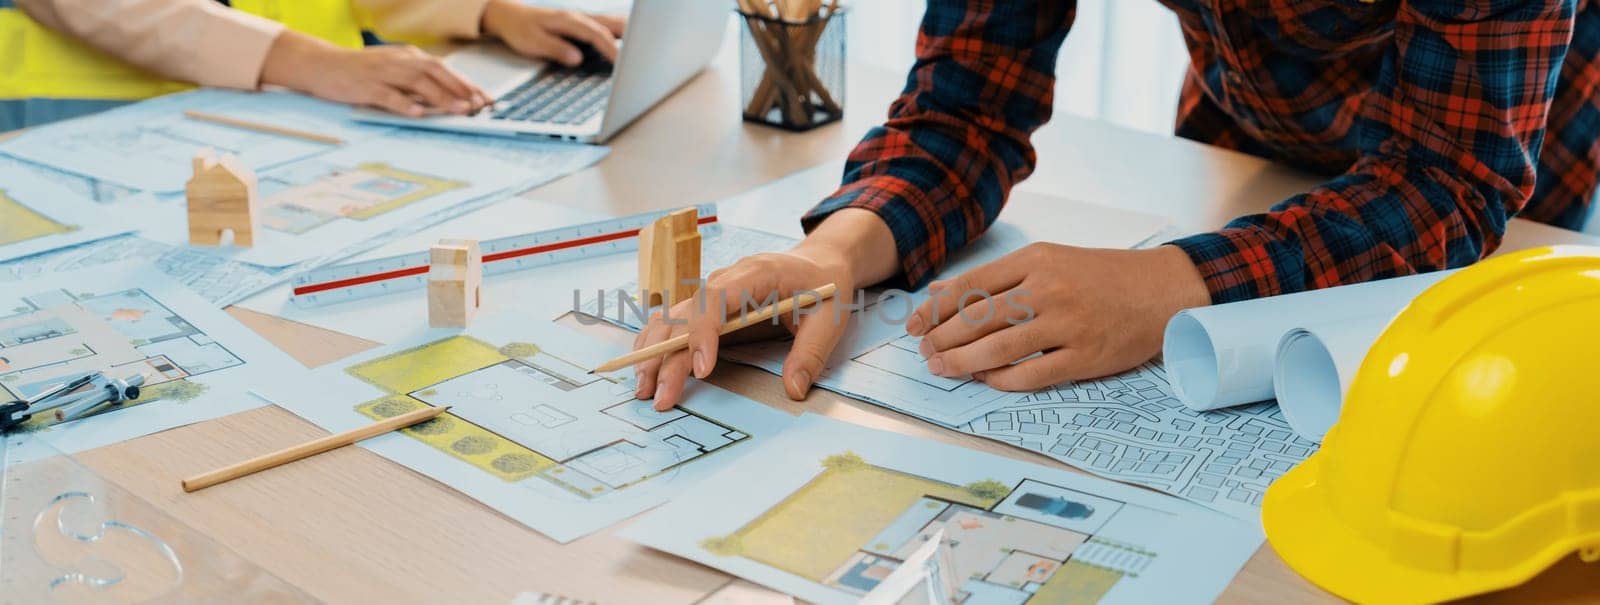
xmin=590 ymin=283 xmax=840 ymax=374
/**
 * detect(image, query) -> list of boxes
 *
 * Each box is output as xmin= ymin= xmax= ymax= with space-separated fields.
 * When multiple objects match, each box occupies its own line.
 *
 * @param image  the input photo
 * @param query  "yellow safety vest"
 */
xmin=0 ymin=0 xmax=365 ymax=101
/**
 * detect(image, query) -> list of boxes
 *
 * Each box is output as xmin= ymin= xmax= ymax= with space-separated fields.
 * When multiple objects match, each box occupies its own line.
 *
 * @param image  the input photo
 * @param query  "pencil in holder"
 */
xmin=738 ymin=7 xmax=846 ymax=131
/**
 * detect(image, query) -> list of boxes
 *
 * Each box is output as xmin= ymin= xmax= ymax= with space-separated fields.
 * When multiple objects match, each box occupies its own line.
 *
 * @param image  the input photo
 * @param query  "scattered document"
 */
xmin=622 ymin=414 xmax=1263 ymax=605
xmin=0 ymin=235 xmax=291 ymax=307
xmin=0 ymin=168 xmax=144 ymax=263
xmin=569 ymin=212 xmax=1309 ymax=517
xmin=0 ymin=266 xmax=303 ymax=464
xmin=137 ymin=137 xmax=531 ymax=267
xmin=0 ymin=154 xmax=140 ymax=204
xmin=0 ymin=90 xmax=393 ymax=192
xmin=255 ymin=315 xmax=794 ymax=543
xmin=591 ymin=215 xmax=1169 ymax=426
xmin=381 ymin=128 xmax=609 ymax=192
xmin=723 ymin=315 xmax=1315 ymax=520
xmin=955 ymin=364 xmax=1314 ymax=521
xmin=2 ymin=147 xmax=607 ymax=308
xmin=238 ymin=199 xmax=608 ymax=343
xmin=577 ymin=214 xmax=1308 ymax=518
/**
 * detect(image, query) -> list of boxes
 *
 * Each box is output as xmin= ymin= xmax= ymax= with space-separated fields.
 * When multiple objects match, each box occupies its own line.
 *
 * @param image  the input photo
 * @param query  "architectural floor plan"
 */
xmin=259 ymin=161 xmax=464 ymax=236
xmin=180 ymin=138 xmax=527 ymax=268
xmin=712 ymin=454 xmax=1146 ymax=603
xmin=0 ymin=266 xmax=298 ymax=462
xmin=345 ymin=335 xmax=751 ymax=498
xmin=0 ymin=89 xmax=394 ymax=192
xmin=0 ymin=287 xmax=241 ymax=415
xmin=623 ymin=415 xmax=1263 ymax=605
xmin=259 ymin=316 xmax=792 ymax=543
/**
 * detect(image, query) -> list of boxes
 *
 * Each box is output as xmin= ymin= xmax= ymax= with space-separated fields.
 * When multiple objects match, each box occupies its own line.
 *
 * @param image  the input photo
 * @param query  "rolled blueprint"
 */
xmin=1272 ymin=315 xmax=1393 ymax=442
xmin=1162 ymin=270 xmax=1454 ymax=411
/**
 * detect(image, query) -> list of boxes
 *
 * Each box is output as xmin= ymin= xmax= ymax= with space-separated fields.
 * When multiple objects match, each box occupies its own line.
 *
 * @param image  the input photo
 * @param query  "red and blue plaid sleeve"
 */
xmin=1168 ymin=0 xmax=1576 ymax=303
xmin=801 ymin=0 xmax=1074 ymax=288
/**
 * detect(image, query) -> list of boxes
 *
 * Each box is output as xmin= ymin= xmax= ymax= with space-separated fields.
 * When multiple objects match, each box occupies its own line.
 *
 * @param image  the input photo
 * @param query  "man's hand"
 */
xmin=633 ymin=209 xmax=899 ymax=410
xmin=909 ymin=244 xmax=1210 ymax=391
xmin=261 ymin=31 xmax=489 ymax=117
xmin=482 ymin=0 xmax=626 ymax=68
xmin=633 ymin=250 xmax=857 ymax=410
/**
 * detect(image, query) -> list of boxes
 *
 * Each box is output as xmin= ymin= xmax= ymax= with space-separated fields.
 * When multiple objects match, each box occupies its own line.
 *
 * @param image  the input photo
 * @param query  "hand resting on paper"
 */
xmin=908 ymin=243 xmax=1210 ymax=391
xmin=633 ymin=209 xmax=892 ymax=410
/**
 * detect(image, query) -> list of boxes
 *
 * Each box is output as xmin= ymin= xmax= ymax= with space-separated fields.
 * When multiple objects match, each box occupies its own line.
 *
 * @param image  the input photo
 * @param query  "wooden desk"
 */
xmin=66 ymin=29 xmax=1600 ymax=605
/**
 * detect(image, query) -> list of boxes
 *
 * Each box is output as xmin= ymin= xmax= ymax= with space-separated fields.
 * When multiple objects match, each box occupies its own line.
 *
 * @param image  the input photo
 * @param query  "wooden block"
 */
xmin=637 ymin=208 xmax=702 ymax=308
xmin=428 ymin=239 xmax=482 ymax=328
xmin=186 ymin=148 xmax=259 ymax=247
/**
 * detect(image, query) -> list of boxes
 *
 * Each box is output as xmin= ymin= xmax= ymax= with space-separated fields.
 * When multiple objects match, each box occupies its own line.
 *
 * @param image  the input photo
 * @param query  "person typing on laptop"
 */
xmin=1 ymin=0 xmax=624 ymax=130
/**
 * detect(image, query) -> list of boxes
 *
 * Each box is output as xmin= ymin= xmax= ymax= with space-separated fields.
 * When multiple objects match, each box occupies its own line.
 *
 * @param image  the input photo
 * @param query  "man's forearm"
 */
xmin=792 ymin=208 xmax=900 ymax=288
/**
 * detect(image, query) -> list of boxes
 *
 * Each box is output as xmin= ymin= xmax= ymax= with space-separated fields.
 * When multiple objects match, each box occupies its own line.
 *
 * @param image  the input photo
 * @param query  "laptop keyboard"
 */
xmin=490 ymin=70 xmax=611 ymax=125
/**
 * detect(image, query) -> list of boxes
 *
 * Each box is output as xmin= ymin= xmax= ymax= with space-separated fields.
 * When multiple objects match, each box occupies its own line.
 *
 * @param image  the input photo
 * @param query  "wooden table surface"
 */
xmin=62 ymin=26 xmax=1600 ymax=605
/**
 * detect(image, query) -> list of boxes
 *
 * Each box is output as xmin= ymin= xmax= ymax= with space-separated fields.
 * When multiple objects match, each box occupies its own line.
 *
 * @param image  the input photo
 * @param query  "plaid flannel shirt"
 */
xmin=803 ymin=0 xmax=1598 ymax=302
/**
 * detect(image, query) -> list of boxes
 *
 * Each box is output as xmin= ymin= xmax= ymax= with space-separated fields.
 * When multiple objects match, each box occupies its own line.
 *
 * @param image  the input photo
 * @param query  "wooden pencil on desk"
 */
xmin=591 ymin=283 xmax=839 ymax=374
xmin=183 ymin=110 xmax=345 ymax=145
xmin=181 ymin=405 xmax=449 ymax=493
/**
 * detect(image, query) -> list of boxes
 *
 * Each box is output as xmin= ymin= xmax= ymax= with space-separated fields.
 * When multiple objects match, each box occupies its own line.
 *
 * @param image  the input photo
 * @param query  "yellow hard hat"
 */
xmin=1263 ymin=246 xmax=1600 ymax=604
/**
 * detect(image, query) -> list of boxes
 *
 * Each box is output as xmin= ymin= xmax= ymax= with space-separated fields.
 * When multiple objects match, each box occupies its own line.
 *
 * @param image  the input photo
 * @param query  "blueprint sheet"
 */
xmin=0 ymin=154 xmax=141 ymax=204
xmin=722 ymin=298 xmax=1318 ymax=520
xmin=588 ymin=215 xmax=1165 ymax=426
xmin=138 ymin=137 xmax=532 ymax=267
xmin=239 ymin=199 xmax=607 ymax=344
xmin=254 ymin=315 xmax=793 ymax=543
xmin=583 ymin=219 xmax=1309 ymax=519
xmin=0 ymin=266 xmax=303 ymax=464
xmin=2 ymin=131 xmax=607 ymax=306
xmin=0 ymin=167 xmax=147 ymax=263
xmin=622 ymin=414 xmax=1262 ymax=605
xmin=0 ymin=90 xmax=394 ymax=192
xmin=2 ymin=235 xmax=292 ymax=307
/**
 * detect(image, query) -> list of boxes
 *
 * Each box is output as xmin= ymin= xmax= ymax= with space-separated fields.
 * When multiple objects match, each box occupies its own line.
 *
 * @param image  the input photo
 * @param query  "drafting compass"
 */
xmin=0 ymin=372 xmax=146 ymax=433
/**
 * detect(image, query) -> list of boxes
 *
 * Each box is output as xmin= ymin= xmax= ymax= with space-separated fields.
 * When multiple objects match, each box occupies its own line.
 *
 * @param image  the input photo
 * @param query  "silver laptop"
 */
xmin=352 ymin=0 xmax=726 ymax=143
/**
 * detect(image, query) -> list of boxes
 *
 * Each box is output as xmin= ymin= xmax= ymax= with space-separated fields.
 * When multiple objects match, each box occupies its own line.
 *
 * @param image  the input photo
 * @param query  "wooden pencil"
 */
xmin=183 ymin=110 xmax=345 ymax=145
xmin=181 ymin=405 xmax=450 ymax=492
xmin=590 ymin=283 xmax=839 ymax=374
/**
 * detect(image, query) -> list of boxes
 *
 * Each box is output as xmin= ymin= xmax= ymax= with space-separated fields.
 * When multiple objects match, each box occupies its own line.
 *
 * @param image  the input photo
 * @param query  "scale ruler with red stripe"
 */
xmin=289 ymin=204 xmax=720 ymax=308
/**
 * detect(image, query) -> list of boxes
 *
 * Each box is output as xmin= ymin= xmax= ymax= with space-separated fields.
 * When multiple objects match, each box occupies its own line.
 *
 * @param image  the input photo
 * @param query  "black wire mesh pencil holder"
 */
xmin=738 ymin=8 xmax=847 ymax=131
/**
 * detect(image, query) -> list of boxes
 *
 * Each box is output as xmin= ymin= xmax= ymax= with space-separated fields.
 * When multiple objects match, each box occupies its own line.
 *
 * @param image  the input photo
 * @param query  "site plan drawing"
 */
xmin=622 ymin=414 xmax=1261 ymax=605
xmin=724 ymin=322 xmax=1313 ymax=520
xmin=0 ymin=266 xmax=301 ymax=463
xmin=0 ymin=90 xmax=394 ymax=192
xmin=0 ymin=168 xmax=144 ymax=263
xmin=957 ymin=363 xmax=1316 ymax=520
xmin=256 ymin=315 xmax=793 ymax=543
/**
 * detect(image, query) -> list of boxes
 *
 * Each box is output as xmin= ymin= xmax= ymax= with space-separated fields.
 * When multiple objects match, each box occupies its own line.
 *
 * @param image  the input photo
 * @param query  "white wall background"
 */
xmin=847 ymin=0 xmax=1190 ymax=135
xmin=538 ymin=0 xmax=1191 ymax=135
